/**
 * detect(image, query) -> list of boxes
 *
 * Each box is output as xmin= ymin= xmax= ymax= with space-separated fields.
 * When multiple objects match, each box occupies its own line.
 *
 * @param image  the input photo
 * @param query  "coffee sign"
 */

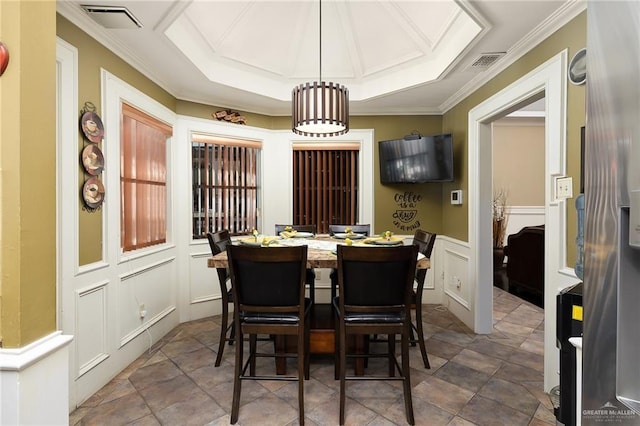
xmin=392 ymin=191 xmax=422 ymax=231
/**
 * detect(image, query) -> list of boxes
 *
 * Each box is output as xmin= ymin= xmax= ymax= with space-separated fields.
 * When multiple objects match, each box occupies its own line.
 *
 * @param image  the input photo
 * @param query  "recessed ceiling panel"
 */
xmin=167 ymin=0 xmax=482 ymax=102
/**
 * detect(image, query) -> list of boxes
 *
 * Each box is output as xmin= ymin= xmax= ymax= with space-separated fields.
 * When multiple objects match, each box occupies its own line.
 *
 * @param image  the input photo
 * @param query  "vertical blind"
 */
xmin=293 ymin=144 xmax=359 ymax=234
xmin=121 ymin=103 xmax=172 ymax=252
xmin=192 ymin=134 xmax=261 ymax=237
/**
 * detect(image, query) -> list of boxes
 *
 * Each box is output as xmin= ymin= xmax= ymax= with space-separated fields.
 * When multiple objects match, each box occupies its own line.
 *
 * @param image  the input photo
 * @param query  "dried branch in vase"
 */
xmin=493 ymin=189 xmax=509 ymax=248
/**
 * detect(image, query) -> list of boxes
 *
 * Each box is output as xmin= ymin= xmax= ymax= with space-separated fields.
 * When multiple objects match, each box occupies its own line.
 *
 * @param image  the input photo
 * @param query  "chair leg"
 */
xmin=409 ymin=321 xmax=417 ymax=346
xmin=250 ymin=334 xmax=258 ymax=376
xmin=388 ymin=334 xmax=396 ymax=377
xmin=307 ymin=270 xmax=316 ymax=305
xmin=297 ymin=326 xmax=306 ymax=425
xmin=230 ymin=328 xmax=243 ymax=424
xmin=215 ymin=302 xmax=229 ymax=367
xmin=304 ymin=319 xmax=311 ymax=380
xmin=339 ymin=325 xmax=347 ymax=425
xmin=330 ymin=271 xmax=338 ymax=301
xmin=229 ymin=316 xmax=235 ymax=345
xmin=334 ymin=308 xmax=340 ymax=380
xmin=401 ymin=328 xmax=415 ymax=425
xmin=414 ymin=303 xmax=431 ymax=369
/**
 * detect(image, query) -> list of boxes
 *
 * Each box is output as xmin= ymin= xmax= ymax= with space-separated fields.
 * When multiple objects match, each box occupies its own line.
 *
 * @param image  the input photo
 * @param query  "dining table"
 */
xmin=207 ymin=233 xmax=430 ymax=375
xmin=207 ymin=234 xmax=431 ymax=270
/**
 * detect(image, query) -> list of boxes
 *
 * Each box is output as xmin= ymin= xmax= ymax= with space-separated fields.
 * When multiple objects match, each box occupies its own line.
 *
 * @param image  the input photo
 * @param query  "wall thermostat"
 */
xmin=451 ymin=190 xmax=463 ymax=205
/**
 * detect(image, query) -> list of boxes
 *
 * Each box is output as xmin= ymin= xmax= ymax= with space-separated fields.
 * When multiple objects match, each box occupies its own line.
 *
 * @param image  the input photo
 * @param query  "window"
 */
xmin=121 ymin=103 xmax=172 ymax=251
xmin=192 ymin=134 xmax=261 ymax=238
xmin=293 ymin=144 xmax=360 ymax=234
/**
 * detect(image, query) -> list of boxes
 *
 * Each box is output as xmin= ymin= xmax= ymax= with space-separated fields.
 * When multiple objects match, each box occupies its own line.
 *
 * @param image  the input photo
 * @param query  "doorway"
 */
xmin=468 ymin=50 xmax=569 ymax=392
xmin=492 ymin=100 xmax=546 ymax=306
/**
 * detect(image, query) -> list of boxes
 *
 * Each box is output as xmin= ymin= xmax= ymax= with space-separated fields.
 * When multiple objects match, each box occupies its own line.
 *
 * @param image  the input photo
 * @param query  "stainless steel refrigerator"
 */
xmin=583 ymin=2 xmax=640 ymax=425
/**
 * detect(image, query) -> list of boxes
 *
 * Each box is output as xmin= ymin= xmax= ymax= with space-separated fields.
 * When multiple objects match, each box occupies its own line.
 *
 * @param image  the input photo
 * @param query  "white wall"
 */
xmin=173 ymin=118 xmax=375 ymax=322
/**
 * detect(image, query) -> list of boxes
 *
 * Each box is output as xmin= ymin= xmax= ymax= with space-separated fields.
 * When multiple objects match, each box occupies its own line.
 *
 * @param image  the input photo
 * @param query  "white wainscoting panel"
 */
xmin=76 ymin=281 xmax=109 ymax=377
xmin=505 ymin=206 xmax=545 ymax=241
xmin=437 ymin=237 xmax=473 ymax=329
xmin=118 ymin=257 xmax=176 ymax=348
xmin=189 ymin=249 xmax=221 ymax=320
xmin=420 ymin=237 xmax=444 ymax=305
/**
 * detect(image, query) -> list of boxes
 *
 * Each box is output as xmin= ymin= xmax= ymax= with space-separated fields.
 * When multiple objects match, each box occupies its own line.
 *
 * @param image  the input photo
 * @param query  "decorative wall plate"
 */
xmin=0 ymin=42 xmax=9 ymax=77
xmin=80 ymin=111 xmax=104 ymax=143
xmin=82 ymin=177 xmax=105 ymax=209
xmin=81 ymin=144 xmax=104 ymax=175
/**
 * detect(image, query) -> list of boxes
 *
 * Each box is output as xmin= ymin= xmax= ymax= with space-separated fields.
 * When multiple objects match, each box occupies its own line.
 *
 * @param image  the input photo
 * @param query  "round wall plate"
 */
xmin=80 ymin=111 xmax=104 ymax=143
xmin=0 ymin=42 xmax=9 ymax=77
xmin=568 ymin=48 xmax=586 ymax=85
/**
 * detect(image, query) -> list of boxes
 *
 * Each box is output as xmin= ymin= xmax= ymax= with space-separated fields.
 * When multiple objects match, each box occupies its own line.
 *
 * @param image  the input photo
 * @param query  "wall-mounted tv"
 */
xmin=379 ymin=133 xmax=454 ymax=183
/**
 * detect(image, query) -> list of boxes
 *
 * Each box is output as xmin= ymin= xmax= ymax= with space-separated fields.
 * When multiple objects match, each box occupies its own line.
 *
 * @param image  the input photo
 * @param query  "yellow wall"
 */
xmin=271 ymin=115 xmax=446 ymax=234
xmin=493 ymin=123 xmax=545 ymax=206
xmin=175 ymin=102 xmax=447 ymax=235
xmin=442 ymin=12 xmax=586 ymax=265
xmin=57 ymin=15 xmax=176 ymax=265
xmin=0 ymin=1 xmax=57 ymax=347
xmin=0 ymin=7 xmax=584 ymax=349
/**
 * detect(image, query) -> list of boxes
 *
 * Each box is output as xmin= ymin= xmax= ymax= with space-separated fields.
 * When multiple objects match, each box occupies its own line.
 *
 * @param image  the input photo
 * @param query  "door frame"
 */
xmin=468 ymin=50 xmax=575 ymax=391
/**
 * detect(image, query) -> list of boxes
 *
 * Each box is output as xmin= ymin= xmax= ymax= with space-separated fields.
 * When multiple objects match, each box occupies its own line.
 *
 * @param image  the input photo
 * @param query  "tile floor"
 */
xmin=70 ymin=287 xmax=555 ymax=425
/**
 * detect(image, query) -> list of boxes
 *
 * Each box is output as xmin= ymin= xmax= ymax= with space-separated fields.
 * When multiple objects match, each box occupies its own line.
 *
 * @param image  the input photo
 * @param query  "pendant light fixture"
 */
xmin=292 ymin=0 xmax=349 ymax=137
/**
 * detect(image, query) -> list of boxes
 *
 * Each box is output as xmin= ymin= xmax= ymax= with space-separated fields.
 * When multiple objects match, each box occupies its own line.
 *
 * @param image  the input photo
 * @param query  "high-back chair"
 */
xmin=207 ymin=230 xmax=234 ymax=367
xmin=328 ymin=224 xmax=371 ymax=300
xmin=275 ymin=224 xmax=317 ymax=304
xmin=411 ymin=229 xmax=437 ymax=368
xmin=275 ymin=224 xmax=317 ymax=235
xmin=333 ymin=244 xmax=418 ymax=425
xmin=227 ymin=244 xmax=311 ymax=425
xmin=328 ymin=224 xmax=371 ymax=236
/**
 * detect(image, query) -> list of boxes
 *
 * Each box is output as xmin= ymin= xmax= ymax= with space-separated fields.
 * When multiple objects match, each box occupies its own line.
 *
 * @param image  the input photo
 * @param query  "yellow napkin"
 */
xmin=362 ymin=236 xmax=402 ymax=244
xmin=279 ymin=230 xmax=297 ymax=238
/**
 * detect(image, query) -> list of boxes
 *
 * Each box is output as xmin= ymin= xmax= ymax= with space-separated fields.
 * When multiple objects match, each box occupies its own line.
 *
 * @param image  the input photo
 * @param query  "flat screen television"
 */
xmin=379 ymin=133 xmax=454 ymax=183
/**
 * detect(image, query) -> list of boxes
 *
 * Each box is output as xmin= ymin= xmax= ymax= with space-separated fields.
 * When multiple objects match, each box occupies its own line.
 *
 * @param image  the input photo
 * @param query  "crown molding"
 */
xmin=439 ymin=0 xmax=586 ymax=114
xmin=57 ymin=1 xmax=179 ymax=100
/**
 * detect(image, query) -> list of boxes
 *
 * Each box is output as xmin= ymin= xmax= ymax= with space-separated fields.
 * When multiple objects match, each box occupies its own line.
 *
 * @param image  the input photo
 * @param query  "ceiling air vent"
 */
xmin=81 ymin=5 xmax=143 ymax=29
xmin=468 ymin=52 xmax=506 ymax=70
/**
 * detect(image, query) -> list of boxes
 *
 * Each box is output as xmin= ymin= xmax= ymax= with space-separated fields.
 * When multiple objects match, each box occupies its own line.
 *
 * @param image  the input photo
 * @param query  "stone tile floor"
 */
xmin=70 ymin=287 xmax=554 ymax=425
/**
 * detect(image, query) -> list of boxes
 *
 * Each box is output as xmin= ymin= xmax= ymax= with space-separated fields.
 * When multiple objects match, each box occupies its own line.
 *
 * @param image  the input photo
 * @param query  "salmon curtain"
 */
xmin=121 ymin=103 xmax=171 ymax=251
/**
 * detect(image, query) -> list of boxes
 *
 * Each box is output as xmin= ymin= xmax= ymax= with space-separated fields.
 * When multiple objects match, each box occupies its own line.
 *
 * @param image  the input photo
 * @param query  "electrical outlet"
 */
xmin=453 ymin=276 xmax=462 ymax=289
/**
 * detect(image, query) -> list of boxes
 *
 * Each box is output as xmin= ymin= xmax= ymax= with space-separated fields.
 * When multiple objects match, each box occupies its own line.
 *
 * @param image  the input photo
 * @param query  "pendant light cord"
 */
xmin=319 ymin=0 xmax=322 ymax=84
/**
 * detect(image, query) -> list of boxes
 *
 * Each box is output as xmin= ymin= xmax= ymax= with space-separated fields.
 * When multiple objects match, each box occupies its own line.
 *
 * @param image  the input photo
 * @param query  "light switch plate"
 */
xmin=555 ymin=176 xmax=573 ymax=199
xmin=451 ymin=190 xmax=463 ymax=205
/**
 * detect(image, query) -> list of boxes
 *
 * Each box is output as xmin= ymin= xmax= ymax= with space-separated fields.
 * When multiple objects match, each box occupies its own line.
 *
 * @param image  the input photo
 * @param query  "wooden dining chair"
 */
xmin=275 ymin=224 xmax=317 ymax=235
xmin=411 ymin=229 xmax=437 ymax=369
xmin=328 ymin=224 xmax=371 ymax=236
xmin=227 ymin=244 xmax=311 ymax=425
xmin=333 ymin=244 xmax=417 ymax=425
xmin=275 ymin=224 xmax=317 ymax=304
xmin=328 ymin=224 xmax=371 ymax=301
xmin=206 ymin=230 xmax=235 ymax=367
